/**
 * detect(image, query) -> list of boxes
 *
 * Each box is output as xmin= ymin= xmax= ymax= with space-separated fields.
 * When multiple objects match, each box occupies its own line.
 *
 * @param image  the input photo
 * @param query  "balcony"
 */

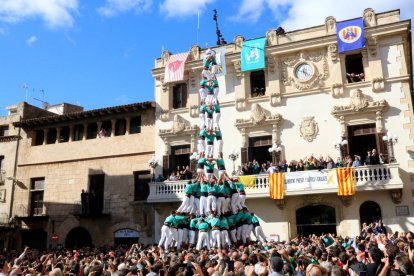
xmin=73 ymin=199 xmax=111 ymax=217
xmin=147 ymin=164 xmax=403 ymax=203
xmin=14 ymin=203 xmax=49 ymax=219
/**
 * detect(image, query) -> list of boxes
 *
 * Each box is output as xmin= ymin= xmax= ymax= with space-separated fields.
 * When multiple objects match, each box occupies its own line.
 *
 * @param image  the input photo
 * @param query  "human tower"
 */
xmin=158 ymin=49 xmax=267 ymax=251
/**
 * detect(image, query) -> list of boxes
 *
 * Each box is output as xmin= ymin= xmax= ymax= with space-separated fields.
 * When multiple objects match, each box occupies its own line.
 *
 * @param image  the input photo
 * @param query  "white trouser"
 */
xmin=207 ymin=195 xmax=217 ymax=213
xmin=230 ymin=229 xmax=237 ymax=243
xmin=241 ymin=224 xmax=249 ymax=244
xmin=158 ymin=225 xmax=170 ymax=248
xmin=192 ymin=197 xmax=200 ymax=215
xmin=182 ymin=228 xmax=188 ymax=244
xmin=221 ymin=230 xmax=231 ymax=247
xmin=245 ymin=224 xmax=253 ymax=243
xmin=206 ymin=144 xmax=214 ymax=156
xmin=236 ymin=226 xmax=243 ymax=241
xmin=216 ymin=197 xmax=225 ymax=215
xmin=177 ymin=228 xmax=183 ymax=249
xmin=206 ymin=117 xmax=213 ymax=129
xmin=213 ymin=87 xmax=219 ymax=103
xmin=238 ymin=194 xmax=246 ymax=209
xmin=199 ymin=113 xmax=206 ymax=129
xmin=199 ymin=88 xmax=206 ymax=101
xmin=199 ymin=196 xmax=208 ymax=216
xmin=196 ymin=231 xmax=210 ymax=250
xmin=206 ymin=94 xmax=214 ymax=105
xmin=231 ymin=193 xmax=240 ymax=214
xmin=166 ymin=228 xmax=177 ymax=250
xmin=214 ymin=112 xmax=221 ymax=129
xmin=202 ymin=69 xmax=213 ymax=80
xmin=206 ymin=172 xmax=214 ymax=182
xmin=189 ymin=230 xmax=196 ymax=245
xmin=217 ymin=140 xmax=223 ymax=153
xmin=198 ymin=139 xmax=205 ymax=153
xmin=177 ymin=196 xmax=191 ymax=213
xmin=255 ymin=225 xmax=267 ymax=243
xmin=211 ymin=229 xmax=221 ymax=248
xmin=223 ymin=197 xmax=230 ymax=214
xmin=186 ymin=195 xmax=195 ymax=213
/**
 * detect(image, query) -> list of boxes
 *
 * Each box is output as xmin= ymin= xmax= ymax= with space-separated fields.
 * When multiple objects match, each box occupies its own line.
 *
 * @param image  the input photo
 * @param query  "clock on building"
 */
xmin=295 ymin=63 xmax=314 ymax=81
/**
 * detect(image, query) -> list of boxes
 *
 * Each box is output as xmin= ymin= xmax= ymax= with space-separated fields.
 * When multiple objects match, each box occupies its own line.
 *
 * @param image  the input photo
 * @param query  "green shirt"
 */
xmin=198 ymin=157 xmax=207 ymax=169
xmin=215 ymin=130 xmax=222 ymax=139
xmin=199 ymin=129 xmax=207 ymax=138
xmin=194 ymin=183 xmax=201 ymax=196
xmin=184 ymin=184 xmax=193 ymax=194
xmin=207 ymin=184 xmax=217 ymax=193
xmin=206 ymin=133 xmax=216 ymax=143
xmin=251 ymin=215 xmax=260 ymax=224
xmin=209 ymin=217 xmax=221 ymax=228
xmin=219 ymin=218 xmax=229 ymax=229
xmin=236 ymin=182 xmax=245 ymax=192
xmin=200 ymin=182 xmax=208 ymax=193
xmin=197 ymin=221 xmax=210 ymax=231
xmin=190 ymin=218 xmax=200 ymax=228
xmin=203 ymin=57 xmax=217 ymax=68
xmin=204 ymin=161 xmax=215 ymax=171
xmin=165 ymin=215 xmax=176 ymax=225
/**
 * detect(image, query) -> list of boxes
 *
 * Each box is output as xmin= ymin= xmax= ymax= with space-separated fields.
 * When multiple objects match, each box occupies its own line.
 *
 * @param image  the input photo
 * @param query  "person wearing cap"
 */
xmin=229 ymin=178 xmax=240 ymax=214
xmin=209 ymin=212 xmax=222 ymax=248
xmin=176 ymin=181 xmax=194 ymax=214
xmin=199 ymin=179 xmax=209 ymax=216
xmin=219 ymin=215 xmax=231 ymax=247
xmin=251 ymin=213 xmax=267 ymax=243
xmin=196 ymin=217 xmax=211 ymax=250
xmin=206 ymin=178 xmax=217 ymax=214
xmin=159 ymin=211 xmax=175 ymax=249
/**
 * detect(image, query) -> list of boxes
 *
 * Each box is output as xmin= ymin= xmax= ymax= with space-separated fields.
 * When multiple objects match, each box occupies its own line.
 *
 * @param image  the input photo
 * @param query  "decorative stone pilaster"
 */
xmin=366 ymin=36 xmax=378 ymax=57
xmin=189 ymin=69 xmax=198 ymax=88
xmin=328 ymin=44 xmax=338 ymax=62
xmin=372 ymin=77 xmax=385 ymax=92
xmin=325 ymin=16 xmax=336 ymax=34
xmin=339 ymin=196 xmax=353 ymax=207
xmin=241 ymin=128 xmax=247 ymax=148
xmin=69 ymin=125 xmax=74 ymax=142
xmin=363 ymin=8 xmax=377 ymax=27
xmin=233 ymin=35 xmax=244 ymax=52
xmin=56 ymin=128 xmax=61 ymax=144
xmin=233 ymin=61 xmax=243 ymax=79
xmin=235 ymin=98 xmax=247 ymax=112
xmin=159 ymin=110 xmax=170 ymax=122
xmin=376 ymin=111 xmax=384 ymax=133
xmin=125 ymin=117 xmax=131 ymax=135
xmin=390 ymin=189 xmax=403 ymax=204
xmin=83 ymin=124 xmax=88 ymax=140
xmin=163 ymin=138 xmax=169 ymax=155
xmin=43 ymin=129 xmax=49 ymax=145
xmin=96 ymin=122 xmax=102 ymax=138
xmin=270 ymin=93 xmax=281 ymax=107
xmin=189 ymin=105 xmax=199 ymax=118
xmin=331 ymin=83 xmax=343 ymax=98
xmin=189 ymin=45 xmax=200 ymax=61
xmin=266 ymin=29 xmax=277 ymax=46
xmin=111 ymin=119 xmax=116 ymax=137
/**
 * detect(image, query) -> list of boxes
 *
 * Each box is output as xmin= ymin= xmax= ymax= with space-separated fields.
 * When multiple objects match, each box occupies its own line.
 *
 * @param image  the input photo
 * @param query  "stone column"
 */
xmin=111 ymin=119 xmax=116 ymax=137
xmin=69 ymin=125 xmax=74 ymax=142
xmin=125 ymin=117 xmax=131 ymax=135
xmin=43 ymin=129 xmax=49 ymax=145
xmin=272 ymin=124 xmax=279 ymax=144
xmin=83 ymin=124 xmax=88 ymax=140
xmin=56 ymin=127 xmax=61 ymax=144
xmin=96 ymin=122 xmax=102 ymax=138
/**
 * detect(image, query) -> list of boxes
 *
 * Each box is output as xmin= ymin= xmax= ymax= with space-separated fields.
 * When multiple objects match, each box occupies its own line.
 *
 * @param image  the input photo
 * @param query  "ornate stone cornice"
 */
xmin=159 ymin=115 xmax=199 ymax=138
xmin=331 ymin=89 xmax=389 ymax=118
xmin=235 ymin=103 xmax=282 ymax=129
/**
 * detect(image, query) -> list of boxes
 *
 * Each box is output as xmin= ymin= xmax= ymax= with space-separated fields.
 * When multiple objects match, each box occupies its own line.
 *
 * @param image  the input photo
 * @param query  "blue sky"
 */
xmin=0 ymin=0 xmax=412 ymax=115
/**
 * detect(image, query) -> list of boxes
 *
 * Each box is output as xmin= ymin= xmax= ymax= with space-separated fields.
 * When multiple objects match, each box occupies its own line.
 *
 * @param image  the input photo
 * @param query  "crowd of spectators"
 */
xmin=237 ymin=149 xmax=386 ymax=176
xmin=1 ymin=221 xmax=413 ymax=276
xmin=169 ymin=166 xmax=193 ymax=181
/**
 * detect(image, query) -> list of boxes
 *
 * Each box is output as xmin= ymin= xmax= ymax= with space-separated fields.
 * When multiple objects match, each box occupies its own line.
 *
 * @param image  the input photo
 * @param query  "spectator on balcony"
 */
xmin=278 ymin=160 xmax=288 ymax=172
xmin=371 ymin=149 xmax=380 ymax=165
xmin=336 ymin=157 xmax=344 ymax=168
xmin=305 ymin=156 xmax=317 ymax=170
xmin=346 ymin=72 xmax=365 ymax=83
xmin=169 ymin=171 xmax=178 ymax=181
xmin=317 ymin=155 xmax=327 ymax=170
xmin=236 ymin=165 xmax=244 ymax=176
xmin=344 ymin=155 xmax=353 ymax=167
xmin=352 ymin=155 xmax=362 ymax=167
xmin=267 ymin=162 xmax=277 ymax=174
xmin=288 ymin=161 xmax=297 ymax=172
xmin=326 ymin=156 xmax=335 ymax=169
xmin=251 ymin=160 xmax=260 ymax=174
xmin=296 ymin=159 xmax=305 ymax=171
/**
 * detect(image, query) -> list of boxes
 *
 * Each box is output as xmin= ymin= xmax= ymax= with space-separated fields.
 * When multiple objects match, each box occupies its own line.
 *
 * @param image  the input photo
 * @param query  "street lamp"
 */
xmin=268 ymin=143 xmax=282 ymax=165
xmin=382 ymin=131 xmax=398 ymax=163
xmin=228 ymin=149 xmax=239 ymax=176
xmin=148 ymin=156 xmax=159 ymax=181
xmin=333 ymin=137 xmax=348 ymax=159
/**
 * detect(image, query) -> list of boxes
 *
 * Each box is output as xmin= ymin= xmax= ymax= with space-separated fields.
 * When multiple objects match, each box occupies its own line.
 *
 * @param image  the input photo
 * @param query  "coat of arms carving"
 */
xmin=299 ymin=116 xmax=319 ymax=142
xmin=350 ymin=89 xmax=368 ymax=111
xmin=250 ymin=104 xmax=266 ymax=125
xmin=172 ymin=115 xmax=186 ymax=134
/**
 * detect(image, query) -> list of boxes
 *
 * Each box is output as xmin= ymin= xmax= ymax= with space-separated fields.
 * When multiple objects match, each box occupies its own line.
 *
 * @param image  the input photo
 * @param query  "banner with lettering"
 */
xmin=336 ymin=18 xmax=365 ymax=53
xmin=241 ymin=37 xmax=266 ymax=72
xmin=164 ymin=52 xmax=189 ymax=83
xmin=283 ymin=170 xmax=339 ymax=189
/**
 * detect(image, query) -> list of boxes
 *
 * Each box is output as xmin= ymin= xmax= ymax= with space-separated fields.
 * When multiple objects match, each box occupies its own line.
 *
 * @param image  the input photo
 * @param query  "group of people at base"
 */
xmin=2 ymin=221 xmax=414 ymax=276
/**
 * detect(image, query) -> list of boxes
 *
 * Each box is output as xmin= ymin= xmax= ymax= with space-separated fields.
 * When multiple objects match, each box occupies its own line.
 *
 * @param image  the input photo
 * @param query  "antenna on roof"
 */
xmin=33 ymin=98 xmax=49 ymax=109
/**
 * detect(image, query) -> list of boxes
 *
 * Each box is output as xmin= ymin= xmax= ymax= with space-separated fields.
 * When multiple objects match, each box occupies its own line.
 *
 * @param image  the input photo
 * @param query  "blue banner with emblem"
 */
xmin=241 ymin=37 xmax=266 ymax=72
xmin=336 ymin=18 xmax=365 ymax=53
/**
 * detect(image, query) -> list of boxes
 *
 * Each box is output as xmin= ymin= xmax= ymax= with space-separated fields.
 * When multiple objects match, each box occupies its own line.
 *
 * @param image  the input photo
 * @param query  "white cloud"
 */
xmin=98 ymin=0 xmax=152 ymax=17
xmin=160 ymin=0 xmax=215 ymax=18
xmin=26 ymin=35 xmax=38 ymax=45
xmin=115 ymin=94 xmax=130 ymax=104
xmin=0 ymin=0 xmax=78 ymax=28
xmin=232 ymin=0 xmax=414 ymax=31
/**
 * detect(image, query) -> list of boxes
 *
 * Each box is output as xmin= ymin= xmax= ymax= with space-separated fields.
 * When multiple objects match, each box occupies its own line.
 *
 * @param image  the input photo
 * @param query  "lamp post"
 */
xmin=268 ymin=143 xmax=282 ymax=165
xmin=382 ymin=131 xmax=398 ymax=163
xmin=148 ymin=156 xmax=159 ymax=181
xmin=228 ymin=149 xmax=239 ymax=176
xmin=333 ymin=137 xmax=348 ymax=159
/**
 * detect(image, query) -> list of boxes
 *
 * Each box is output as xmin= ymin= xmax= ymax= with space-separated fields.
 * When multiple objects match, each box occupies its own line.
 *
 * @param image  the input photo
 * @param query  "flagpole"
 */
xmin=197 ymin=11 xmax=200 ymax=45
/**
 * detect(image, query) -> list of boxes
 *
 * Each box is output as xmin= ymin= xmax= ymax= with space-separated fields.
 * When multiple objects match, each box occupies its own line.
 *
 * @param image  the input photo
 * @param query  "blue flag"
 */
xmin=241 ymin=37 xmax=266 ymax=72
xmin=336 ymin=18 xmax=365 ymax=53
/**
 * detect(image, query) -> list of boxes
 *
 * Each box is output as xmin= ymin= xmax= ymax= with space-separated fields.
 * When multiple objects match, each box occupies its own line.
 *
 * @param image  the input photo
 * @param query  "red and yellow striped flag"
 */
xmin=336 ymin=168 xmax=355 ymax=196
xmin=269 ymin=173 xmax=284 ymax=199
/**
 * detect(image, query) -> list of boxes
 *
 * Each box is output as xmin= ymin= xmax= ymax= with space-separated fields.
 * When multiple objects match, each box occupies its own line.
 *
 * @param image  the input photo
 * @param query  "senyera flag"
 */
xmin=336 ymin=18 xmax=365 ymax=53
xmin=164 ymin=52 xmax=189 ymax=83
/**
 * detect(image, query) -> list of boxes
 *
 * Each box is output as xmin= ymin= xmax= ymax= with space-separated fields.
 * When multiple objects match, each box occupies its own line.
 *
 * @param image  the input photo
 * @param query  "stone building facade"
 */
xmin=12 ymin=101 xmax=156 ymax=249
xmin=149 ymin=9 xmax=413 ymax=242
